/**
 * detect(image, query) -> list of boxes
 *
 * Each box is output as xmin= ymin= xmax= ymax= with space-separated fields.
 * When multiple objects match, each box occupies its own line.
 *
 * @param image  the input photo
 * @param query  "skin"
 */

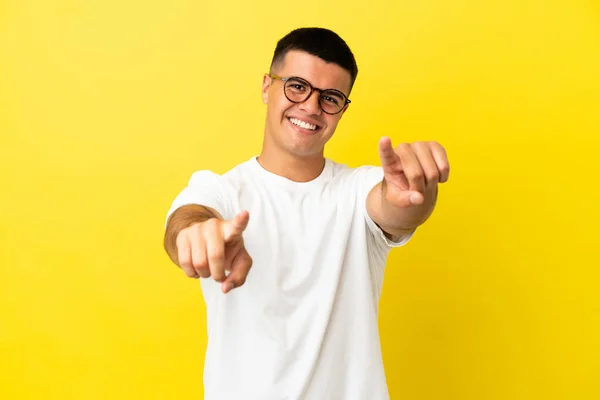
xmin=164 ymin=49 xmax=450 ymax=292
xmin=258 ymin=50 xmax=353 ymax=182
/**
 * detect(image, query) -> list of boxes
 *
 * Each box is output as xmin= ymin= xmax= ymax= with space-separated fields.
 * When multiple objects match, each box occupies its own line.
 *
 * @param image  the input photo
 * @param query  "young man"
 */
xmin=164 ymin=27 xmax=449 ymax=400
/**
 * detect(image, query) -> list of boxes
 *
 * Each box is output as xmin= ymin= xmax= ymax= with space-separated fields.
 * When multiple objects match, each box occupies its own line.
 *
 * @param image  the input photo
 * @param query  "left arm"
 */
xmin=366 ymin=138 xmax=450 ymax=239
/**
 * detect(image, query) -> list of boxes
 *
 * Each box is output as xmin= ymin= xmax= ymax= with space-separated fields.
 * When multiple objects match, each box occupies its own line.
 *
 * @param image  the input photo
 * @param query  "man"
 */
xmin=164 ymin=27 xmax=449 ymax=400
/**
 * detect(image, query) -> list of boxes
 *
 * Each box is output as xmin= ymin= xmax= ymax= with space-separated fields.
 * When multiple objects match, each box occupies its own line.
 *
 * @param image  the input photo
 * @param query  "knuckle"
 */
xmin=235 ymin=277 xmax=247 ymax=287
xmin=178 ymin=252 xmax=191 ymax=266
xmin=436 ymin=143 xmax=448 ymax=155
xmin=207 ymin=251 xmax=224 ymax=263
xmin=182 ymin=268 xmax=198 ymax=278
xmin=409 ymin=170 xmax=423 ymax=180
xmin=425 ymin=170 xmax=439 ymax=181
xmin=196 ymin=267 xmax=210 ymax=278
xmin=198 ymin=220 xmax=215 ymax=234
xmin=193 ymin=259 xmax=208 ymax=271
xmin=205 ymin=218 xmax=220 ymax=229
xmin=398 ymin=142 xmax=411 ymax=152
xmin=202 ymin=218 xmax=214 ymax=228
xmin=188 ymin=222 xmax=203 ymax=234
xmin=180 ymin=264 xmax=193 ymax=276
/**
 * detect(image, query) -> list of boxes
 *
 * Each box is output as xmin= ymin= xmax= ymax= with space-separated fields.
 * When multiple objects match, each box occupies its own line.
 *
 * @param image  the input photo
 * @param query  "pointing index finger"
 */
xmin=223 ymin=210 xmax=250 ymax=242
xmin=378 ymin=136 xmax=397 ymax=168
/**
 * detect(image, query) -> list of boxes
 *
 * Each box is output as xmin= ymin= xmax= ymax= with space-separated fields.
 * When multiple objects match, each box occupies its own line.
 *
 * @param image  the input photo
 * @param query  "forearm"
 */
xmin=163 ymin=204 xmax=222 ymax=265
xmin=366 ymin=179 xmax=437 ymax=238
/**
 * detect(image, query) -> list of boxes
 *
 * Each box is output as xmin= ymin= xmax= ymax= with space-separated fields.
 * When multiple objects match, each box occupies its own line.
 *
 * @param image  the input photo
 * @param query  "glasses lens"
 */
xmin=320 ymin=90 xmax=346 ymax=114
xmin=284 ymin=78 xmax=311 ymax=102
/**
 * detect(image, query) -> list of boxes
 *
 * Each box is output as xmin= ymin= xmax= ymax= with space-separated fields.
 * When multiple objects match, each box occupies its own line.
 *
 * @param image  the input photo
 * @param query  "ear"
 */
xmin=262 ymin=74 xmax=272 ymax=104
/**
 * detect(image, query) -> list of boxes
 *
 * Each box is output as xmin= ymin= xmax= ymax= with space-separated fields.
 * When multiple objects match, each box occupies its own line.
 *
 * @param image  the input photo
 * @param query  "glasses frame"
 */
xmin=268 ymin=74 xmax=351 ymax=115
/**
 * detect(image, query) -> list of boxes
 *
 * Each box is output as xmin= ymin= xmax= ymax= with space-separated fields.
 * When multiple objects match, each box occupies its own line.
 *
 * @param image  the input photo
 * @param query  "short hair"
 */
xmin=270 ymin=27 xmax=358 ymax=91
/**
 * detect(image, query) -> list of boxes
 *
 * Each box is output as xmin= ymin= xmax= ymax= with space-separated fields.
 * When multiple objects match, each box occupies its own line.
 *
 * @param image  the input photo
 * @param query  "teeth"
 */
xmin=290 ymin=118 xmax=317 ymax=131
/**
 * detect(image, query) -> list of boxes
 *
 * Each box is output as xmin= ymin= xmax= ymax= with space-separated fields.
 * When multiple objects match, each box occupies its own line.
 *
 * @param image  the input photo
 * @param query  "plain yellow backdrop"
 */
xmin=1 ymin=0 xmax=599 ymax=399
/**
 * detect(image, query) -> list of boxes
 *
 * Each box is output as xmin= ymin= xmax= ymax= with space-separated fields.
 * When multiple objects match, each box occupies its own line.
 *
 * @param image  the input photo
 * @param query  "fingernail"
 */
xmin=410 ymin=194 xmax=419 ymax=204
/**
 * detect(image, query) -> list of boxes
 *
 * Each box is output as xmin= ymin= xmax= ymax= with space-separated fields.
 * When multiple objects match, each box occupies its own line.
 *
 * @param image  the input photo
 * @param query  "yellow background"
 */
xmin=1 ymin=0 xmax=599 ymax=399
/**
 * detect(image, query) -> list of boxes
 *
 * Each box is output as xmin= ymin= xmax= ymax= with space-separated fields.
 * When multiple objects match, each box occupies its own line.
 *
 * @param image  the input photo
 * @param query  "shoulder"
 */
xmin=167 ymin=159 xmax=254 ymax=222
xmin=186 ymin=158 xmax=255 ymax=187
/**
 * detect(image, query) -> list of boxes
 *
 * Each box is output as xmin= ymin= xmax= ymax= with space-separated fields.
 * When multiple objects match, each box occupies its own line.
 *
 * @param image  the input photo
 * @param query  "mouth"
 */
xmin=286 ymin=117 xmax=322 ymax=134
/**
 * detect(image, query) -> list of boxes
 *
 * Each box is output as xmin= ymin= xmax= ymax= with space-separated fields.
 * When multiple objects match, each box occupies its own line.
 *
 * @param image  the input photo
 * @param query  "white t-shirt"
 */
xmin=166 ymin=156 xmax=414 ymax=400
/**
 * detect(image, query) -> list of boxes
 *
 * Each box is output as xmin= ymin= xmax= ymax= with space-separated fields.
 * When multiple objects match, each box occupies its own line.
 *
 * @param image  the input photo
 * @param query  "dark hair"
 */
xmin=270 ymin=27 xmax=358 ymax=90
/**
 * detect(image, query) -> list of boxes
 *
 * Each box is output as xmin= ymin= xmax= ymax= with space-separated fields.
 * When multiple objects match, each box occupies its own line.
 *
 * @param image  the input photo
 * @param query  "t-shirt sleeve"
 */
xmin=165 ymin=170 xmax=233 ymax=227
xmin=358 ymin=166 xmax=415 ymax=249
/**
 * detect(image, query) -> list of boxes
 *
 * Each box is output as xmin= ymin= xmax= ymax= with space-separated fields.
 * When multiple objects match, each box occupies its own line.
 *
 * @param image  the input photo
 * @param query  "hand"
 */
xmin=176 ymin=210 xmax=252 ymax=294
xmin=378 ymin=137 xmax=450 ymax=208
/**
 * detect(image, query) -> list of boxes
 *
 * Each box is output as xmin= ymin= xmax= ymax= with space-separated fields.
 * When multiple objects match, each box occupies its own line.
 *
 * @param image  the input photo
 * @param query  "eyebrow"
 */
xmin=293 ymin=76 xmax=349 ymax=95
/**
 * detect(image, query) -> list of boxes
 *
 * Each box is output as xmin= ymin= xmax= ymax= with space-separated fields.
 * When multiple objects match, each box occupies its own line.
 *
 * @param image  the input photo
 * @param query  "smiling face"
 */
xmin=261 ymin=50 xmax=353 ymax=160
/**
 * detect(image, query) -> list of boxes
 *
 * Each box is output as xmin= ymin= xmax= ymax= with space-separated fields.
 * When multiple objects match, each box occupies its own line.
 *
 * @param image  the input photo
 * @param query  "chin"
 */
xmin=288 ymin=148 xmax=322 ymax=158
xmin=282 ymin=139 xmax=327 ymax=158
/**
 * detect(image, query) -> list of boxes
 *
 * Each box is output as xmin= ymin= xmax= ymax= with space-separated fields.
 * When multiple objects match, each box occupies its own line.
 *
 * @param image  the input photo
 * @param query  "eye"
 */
xmin=285 ymin=79 xmax=309 ymax=93
xmin=322 ymin=92 xmax=343 ymax=105
xmin=290 ymin=83 xmax=307 ymax=91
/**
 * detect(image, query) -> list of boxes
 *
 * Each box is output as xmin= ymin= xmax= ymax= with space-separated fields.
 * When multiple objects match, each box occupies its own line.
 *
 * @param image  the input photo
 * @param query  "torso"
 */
xmin=196 ymin=157 xmax=397 ymax=400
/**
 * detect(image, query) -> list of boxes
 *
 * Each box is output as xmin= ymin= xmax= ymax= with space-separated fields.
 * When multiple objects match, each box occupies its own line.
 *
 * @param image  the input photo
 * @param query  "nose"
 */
xmin=298 ymin=90 xmax=322 ymax=115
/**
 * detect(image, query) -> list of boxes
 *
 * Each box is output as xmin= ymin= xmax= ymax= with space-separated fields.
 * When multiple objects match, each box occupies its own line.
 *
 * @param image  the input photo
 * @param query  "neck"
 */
xmin=257 ymin=146 xmax=326 ymax=183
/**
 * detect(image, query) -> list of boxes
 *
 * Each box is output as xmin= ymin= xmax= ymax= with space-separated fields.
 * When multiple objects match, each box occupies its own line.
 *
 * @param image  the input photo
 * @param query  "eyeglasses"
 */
xmin=268 ymin=74 xmax=351 ymax=115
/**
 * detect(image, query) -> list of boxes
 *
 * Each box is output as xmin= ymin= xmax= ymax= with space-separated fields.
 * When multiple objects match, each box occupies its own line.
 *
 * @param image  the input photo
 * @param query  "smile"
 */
xmin=288 ymin=117 xmax=320 ymax=132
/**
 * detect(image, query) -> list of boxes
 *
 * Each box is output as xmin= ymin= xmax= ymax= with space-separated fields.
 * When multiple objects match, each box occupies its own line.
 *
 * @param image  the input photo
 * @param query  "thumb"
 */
xmin=387 ymin=190 xmax=424 ymax=208
xmin=223 ymin=210 xmax=250 ymax=242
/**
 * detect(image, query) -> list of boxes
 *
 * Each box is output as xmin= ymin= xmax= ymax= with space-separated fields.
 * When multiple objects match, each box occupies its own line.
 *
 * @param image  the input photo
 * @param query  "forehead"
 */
xmin=275 ymin=50 xmax=352 ymax=94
